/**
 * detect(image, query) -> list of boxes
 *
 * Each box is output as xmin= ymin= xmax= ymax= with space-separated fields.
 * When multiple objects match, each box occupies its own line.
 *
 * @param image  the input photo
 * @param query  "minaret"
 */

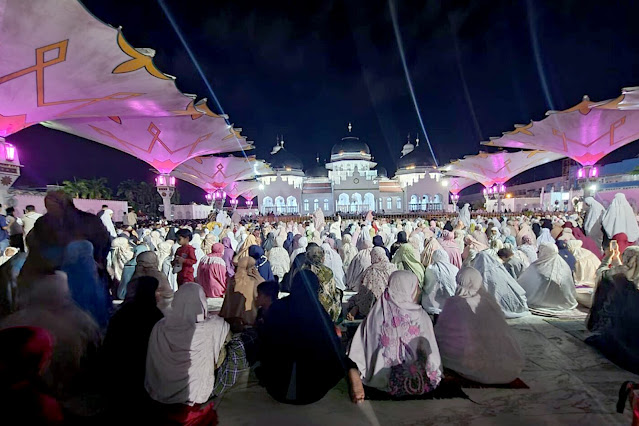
xmin=401 ymin=133 xmax=415 ymax=157
xmin=348 ymin=122 xmax=352 ymax=133
xmin=270 ymin=135 xmax=283 ymax=155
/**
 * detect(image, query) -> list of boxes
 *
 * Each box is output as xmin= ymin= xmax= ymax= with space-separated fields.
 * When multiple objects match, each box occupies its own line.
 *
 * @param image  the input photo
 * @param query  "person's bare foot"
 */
xmin=348 ymin=368 xmax=365 ymax=404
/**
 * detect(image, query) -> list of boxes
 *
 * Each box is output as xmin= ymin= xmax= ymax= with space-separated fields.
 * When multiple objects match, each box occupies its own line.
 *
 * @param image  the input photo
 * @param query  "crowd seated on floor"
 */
xmin=0 ymin=190 xmax=638 ymax=424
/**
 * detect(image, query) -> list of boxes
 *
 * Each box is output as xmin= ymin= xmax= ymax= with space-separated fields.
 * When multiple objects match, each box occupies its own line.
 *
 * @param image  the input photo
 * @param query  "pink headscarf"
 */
xmin=348 ymin=270 xmax=443 ymax=395
xmin=438 ymin=231 xmax=463 ymax=268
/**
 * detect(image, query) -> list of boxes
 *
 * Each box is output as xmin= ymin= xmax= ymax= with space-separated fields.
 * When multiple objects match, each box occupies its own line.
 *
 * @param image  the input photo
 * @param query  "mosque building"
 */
xmin=257 ymin=124 xmax=449 ymax=215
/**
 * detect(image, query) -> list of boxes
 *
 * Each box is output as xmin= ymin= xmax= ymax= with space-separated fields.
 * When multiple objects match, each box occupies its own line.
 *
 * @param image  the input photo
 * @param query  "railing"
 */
xmin=262 ymin=206 xmax=299 ymax=214
xmin=336 ymin=203 xmax=376 ymax=214
xmin=408 ymin=203 xmax=443 ymax=212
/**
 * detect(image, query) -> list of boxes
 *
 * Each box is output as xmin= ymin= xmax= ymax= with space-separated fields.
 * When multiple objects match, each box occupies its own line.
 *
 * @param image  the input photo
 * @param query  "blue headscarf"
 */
xmin=61 ymin=240 xmax=110 ymax=327
xmin=283 ymin=232 xmax=295 ymax=255
xmin=249 ymin=245 xmax=274 ymax=282
xmin=118 ymin=244 xmax=150 ymax=300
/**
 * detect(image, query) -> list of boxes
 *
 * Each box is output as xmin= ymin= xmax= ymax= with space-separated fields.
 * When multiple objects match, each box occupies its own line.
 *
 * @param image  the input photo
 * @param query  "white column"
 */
xmin=155 ymin=174 xmax=175 ymax=219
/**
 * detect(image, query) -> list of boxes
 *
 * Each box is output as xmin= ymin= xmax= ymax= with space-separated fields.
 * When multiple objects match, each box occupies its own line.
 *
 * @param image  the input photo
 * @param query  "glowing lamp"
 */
xmin=259 ymin=184 xmax=265 ymax=190
xmin=5 ymin=144 xmax=15 ymax=162
xmin=155 ymin=175 xmax=166 ymax=186
xmin=441 ymin=179 xmax=449 ymax=187
xmin=205 ymin=192 xmax=213 ymax=202
xmin=246 ymin=200 xmax=254 ymax=208
xmin=229 ymin=198 xmax=239 ymax=206
xmin=589 ymin=167 xmax=598 ymax=178
xmin=483 ymin=188 xmax=487 ymax=196
xmin=169 ymin=176 xmax=176 ymax=186
xmin=577 ymin=168 xmax=584 ymax=179
xmin=451 ymin=194 xmax=460 ymax=202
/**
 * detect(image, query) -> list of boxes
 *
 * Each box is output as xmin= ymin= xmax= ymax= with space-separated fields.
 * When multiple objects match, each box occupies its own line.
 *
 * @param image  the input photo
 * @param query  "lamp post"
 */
xmin=155 ymin=174 xmax=176 ymax=219
xmin=206 ymin=189 xmax=226 ymax=210
xmin=576 ymin=165 xmax=599 ymax=198
xmin=0 ymin=138 xmax=20 ymax=208
xmin=450 ymin=193 xmax=460 ymax=211
xmin=483 ymin=183 xmax=506 ymax=213
xmin=229 ymin=198 xmax=239 ymax=210
xmin=245 ymin=199 xmax=254 ymax=209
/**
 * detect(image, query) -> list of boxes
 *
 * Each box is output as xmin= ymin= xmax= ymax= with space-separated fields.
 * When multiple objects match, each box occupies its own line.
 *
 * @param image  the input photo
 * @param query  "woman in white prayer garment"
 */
xmin=421 ymin=249 xmax=458 ymax=316
xmin=435 ymin=267 xmax=524 ymax=384
xmin=601 ymin=193 xmax=639 ymax=243
xmin=583 ymin=197 xmax=605 ymax=248
xmin=517 ymin=243 xmax=578 ymax=312
xmin=471 ymin=251 xmax=530 ymax=318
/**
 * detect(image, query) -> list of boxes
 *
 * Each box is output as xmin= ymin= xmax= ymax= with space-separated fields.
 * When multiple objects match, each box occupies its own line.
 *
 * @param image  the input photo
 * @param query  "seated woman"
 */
xmin=435 ymin=267 xmax=525 ymax=384
xmin=1 ymin=271 xmax=101 ymax=413
xmin=130 ymin=251 xmax=174 ymax=312
xmin=346 ymin=247 xmax=397 ymax=320
xmin=145 ymin=283 xmax=229 ymax=425
xmin=348 ymin=270 xmax=442 ymax=397
xmin=301 ymin=244 xmax=341 ymax=322
xmin=249 ymin=245 xmax=275 ymax=282
xmin=219 ymin=256 xmax=264 ymax=330
xmin=471 ymin=251 xmax=530 ymax=318
xmin=0 ymin=326 xmax=64 ymax=425
xmin=196 ymin=243 xmax=228 ymax=298
xmin=517 ymin=243 xmax=577 ymax=312
xmin=260 ymin=270 xmax=364 ymax=404
xmin=391 ymin=242 xmax=426 ymax=287
xmin=102 ymin=277 xmax=163 ymax=420
xmin=586 ymin=246 xmax=639 ymax=374
xmin=421 ymin=249 xmax=458 ymax=317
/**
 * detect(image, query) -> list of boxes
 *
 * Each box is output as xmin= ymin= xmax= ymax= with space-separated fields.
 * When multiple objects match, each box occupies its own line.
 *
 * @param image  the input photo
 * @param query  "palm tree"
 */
xmin=62 ymin=178 xmax=89 ymax=198
xmin=85 ymin=178 xmax=111 ymax=199
xmin=631 ymin=166 xmax=639 ymax=175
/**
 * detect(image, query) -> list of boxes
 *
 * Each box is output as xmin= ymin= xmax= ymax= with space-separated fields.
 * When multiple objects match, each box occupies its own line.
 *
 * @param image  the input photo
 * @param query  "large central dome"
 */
xmin=330 ymin=124 xmax=372 ymax=162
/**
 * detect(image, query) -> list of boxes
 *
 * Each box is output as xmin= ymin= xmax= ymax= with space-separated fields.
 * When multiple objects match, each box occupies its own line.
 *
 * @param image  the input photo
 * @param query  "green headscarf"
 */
xmin=391 ymin=243 xmax=425 ymax=287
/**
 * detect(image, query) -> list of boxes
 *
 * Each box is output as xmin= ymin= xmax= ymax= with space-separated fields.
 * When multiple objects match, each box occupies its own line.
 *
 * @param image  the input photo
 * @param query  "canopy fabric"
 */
xmin=483 ymin=95 xmax=639 ymax=166
xmin=442 ymin=150 xmax=565 ymax=187
xmin=172 ymin=156 xmax=269 ymax=192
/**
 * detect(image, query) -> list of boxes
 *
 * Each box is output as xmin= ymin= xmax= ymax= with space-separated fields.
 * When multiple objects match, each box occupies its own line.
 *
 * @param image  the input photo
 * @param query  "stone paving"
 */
xmin=214 ymin=315 xmax=639 ymax=425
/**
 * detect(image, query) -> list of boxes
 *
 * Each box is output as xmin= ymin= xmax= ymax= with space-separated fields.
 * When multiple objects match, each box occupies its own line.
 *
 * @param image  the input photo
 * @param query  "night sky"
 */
xmin=9 ymin=0 xmax=639 ymax=202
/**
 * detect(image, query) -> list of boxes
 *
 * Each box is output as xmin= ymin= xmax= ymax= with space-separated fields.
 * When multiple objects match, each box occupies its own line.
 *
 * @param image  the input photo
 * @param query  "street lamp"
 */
xmin=483 ymin=183 xmax=506 ymax=213
xmin=450 ymin=193 xmax=460 ymax=210
xmin=245 ymin=199 xmax=254 ymax=209
xmin=576 ymin=165 xmax=599 ymax=197
xmin=155 ymin=174 xmax=176 ymax=219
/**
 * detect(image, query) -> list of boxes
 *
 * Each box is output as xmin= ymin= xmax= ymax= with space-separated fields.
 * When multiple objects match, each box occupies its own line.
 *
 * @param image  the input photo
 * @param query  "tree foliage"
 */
xmin=117 ymin=180 xmax=181 ymax=216
xmin=62 ymin=178 xmax=111 ymax=199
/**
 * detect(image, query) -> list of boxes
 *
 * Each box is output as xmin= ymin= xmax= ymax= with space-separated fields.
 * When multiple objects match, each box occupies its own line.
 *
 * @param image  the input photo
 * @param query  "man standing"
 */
xmin=126 ymin=207 xmax=137 ymax=228
xmin=6 ymin=207 xmax=23 ymax=251
xmin=0 ymin=204 xmax=9 ymax=252
xmin=21 ymin=205 xmax=42 ymax=251
xmin=97 ymin=204 xmax=108 ymax=219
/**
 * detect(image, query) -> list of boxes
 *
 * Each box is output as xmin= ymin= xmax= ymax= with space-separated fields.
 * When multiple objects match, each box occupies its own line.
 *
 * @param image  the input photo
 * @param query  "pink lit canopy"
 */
xmin=172 ymin=155 xmax=270 ymax=193
xmin=483 ymin=95 xmax=639 ymax=166
xmin=442 ymin=150 xmax=565 ymax=187
xmin=0 ymin=0 xmax=252 ymax=173
xmin=225 ymin=180 xmax=262 ymax=200
xmin=443 ymin=176 xmax=479 ymax=195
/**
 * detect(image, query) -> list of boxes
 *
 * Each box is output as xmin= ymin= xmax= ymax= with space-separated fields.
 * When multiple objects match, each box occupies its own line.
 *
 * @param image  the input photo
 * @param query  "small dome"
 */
xmin=269 ymin=141 xmax=303 ymax=171
xmin=306 ymin=163 xmax=328 ymax=178
xmin=375 ymin=166 xmax=388 ymax=178
xmin=397 ymin=141 xmax=433 ymax=170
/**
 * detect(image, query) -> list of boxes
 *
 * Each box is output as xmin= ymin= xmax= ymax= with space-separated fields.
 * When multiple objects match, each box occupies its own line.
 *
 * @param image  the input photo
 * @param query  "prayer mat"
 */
xmin=543 ymin=318 xmax=591 ymax=341
xmin=529 ymin=307 xmax=588 ymax=319
xmin=363 ymin=380 xmax=469 ymax=401
xmin=443 ymin=369 xmax=529 ymax=389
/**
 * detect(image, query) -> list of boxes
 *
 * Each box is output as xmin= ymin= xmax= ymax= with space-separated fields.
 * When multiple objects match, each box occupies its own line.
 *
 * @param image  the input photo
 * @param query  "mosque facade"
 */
xmin=257 ymin=125 xmax=450 ymax=215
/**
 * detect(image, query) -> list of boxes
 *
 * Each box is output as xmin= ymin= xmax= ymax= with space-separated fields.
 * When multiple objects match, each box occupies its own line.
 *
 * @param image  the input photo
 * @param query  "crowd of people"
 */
xmin=0 ymin=189 xmax=638 ymax=425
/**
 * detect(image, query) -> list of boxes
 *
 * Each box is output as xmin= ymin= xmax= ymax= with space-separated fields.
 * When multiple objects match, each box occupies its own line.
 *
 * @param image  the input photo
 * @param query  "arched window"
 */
xmin=386 ymin=197 xmax=392 ymax=210
xmin=421 ymin=194 xmax=429 ymax=210
xmin=304 ymin=199 xmax=309 ymax=212
xmin=313 ymin=199 xmax=319 ymax=210
xmin=262 ymin=196 xmax=273 ymax=207
xmin=351 ymin=193 xmax=362 ymax=213
xmin=364 ymin=193 xmax=375 ymax=211
xmin=338 ymin=193 xmax=349 ymax=212
xmin=396 ymin=197 xmax=402 ymax=210
xmin=378 ymin=197 xmax=383 ymax=210
xmin=286 ymin=196 xmax=297 ymax=206
xmin=323 ymin=199 xmax=329 ymax=211
xmin=275 ymin=196 xmax=285 ymax=213
xmin=410 ymin=194 xmax=418 ymax=211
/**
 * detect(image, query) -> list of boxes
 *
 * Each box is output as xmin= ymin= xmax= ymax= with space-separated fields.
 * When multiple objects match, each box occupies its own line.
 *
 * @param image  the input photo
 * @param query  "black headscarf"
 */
xmin=556 ymin=240 xmax=577 ymax=272
xmin=259 ymin=270 xmax=347 ymax=404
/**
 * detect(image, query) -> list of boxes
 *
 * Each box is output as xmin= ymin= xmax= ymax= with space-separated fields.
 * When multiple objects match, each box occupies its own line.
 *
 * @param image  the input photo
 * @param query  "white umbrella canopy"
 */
xmin=483 ymin=95 xmax=639 ymax=166
xmin=172 ymin=155 xmax=268 ymax=192
xmin=441 ymin=150 xmax=565 ymax=188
